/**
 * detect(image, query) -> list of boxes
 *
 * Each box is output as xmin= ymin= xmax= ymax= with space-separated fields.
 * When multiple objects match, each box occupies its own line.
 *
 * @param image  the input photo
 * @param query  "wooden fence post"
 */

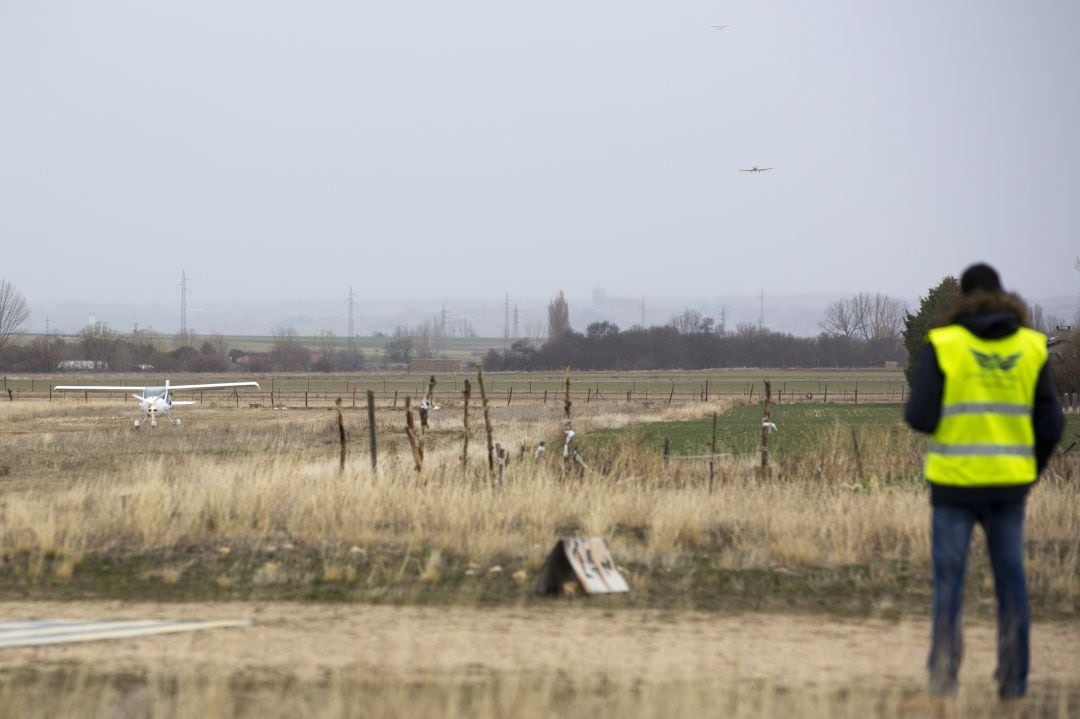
xmin=477 ymin=367 xmax=495 ymax=479
xmin=335 ymin=397 xmax=346 ymax=473
xmin=759 ymin=380 xmax=772 ymax=479
xmin=563 ymin=366 xmax=572 ymax=424
xmin=462 ymin=379 xmax=471 ymax=468
xmin=366 ymin=390 xmax=377 ymax=475
xmin=405 ymin=397 xmax=423 ymax=473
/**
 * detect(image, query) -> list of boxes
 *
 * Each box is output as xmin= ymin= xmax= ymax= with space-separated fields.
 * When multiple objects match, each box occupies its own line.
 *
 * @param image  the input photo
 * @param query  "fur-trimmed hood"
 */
xmin=934 ymin=290 xmax=1031 ymax=340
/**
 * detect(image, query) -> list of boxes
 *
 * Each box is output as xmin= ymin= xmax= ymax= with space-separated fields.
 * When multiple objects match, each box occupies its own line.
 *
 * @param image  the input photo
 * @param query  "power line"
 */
xmin=345 ymin=286 xmax=356 ymax=342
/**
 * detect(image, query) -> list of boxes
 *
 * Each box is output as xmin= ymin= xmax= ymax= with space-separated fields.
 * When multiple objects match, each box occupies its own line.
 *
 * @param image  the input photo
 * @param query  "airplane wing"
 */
xmin=167 ymin=381 xmax=261 ymax=391
xmin=54 ymin=385 xmax=147 ymax=392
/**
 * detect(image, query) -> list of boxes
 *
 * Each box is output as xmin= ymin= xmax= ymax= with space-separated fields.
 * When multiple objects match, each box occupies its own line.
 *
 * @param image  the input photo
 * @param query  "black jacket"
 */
xmin=904 ymin=291 xmax=1065 ymax=506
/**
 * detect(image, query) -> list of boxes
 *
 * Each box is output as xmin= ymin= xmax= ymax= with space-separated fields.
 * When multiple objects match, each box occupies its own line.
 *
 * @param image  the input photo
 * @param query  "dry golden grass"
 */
xmin=2 ymin=397 xmax=1078 ymax=599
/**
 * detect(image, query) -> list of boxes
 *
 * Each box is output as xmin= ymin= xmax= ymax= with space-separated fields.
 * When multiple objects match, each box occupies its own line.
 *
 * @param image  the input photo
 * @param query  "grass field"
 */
xmin=1 ymin=370 xmax=1077 ymax=717
xmin=2 ymin=368 xmax=910 ymax=410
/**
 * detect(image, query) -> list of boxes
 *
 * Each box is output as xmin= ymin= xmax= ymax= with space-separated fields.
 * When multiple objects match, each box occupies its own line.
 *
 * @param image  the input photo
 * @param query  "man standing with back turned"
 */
xmin=905 ymin=263 xmax=1063 ymax=701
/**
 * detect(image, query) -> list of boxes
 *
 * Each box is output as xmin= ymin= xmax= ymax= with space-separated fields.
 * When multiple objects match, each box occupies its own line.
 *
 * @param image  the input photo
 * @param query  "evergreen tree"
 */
xmin=902 ymin=276 xmax=960 ymax=385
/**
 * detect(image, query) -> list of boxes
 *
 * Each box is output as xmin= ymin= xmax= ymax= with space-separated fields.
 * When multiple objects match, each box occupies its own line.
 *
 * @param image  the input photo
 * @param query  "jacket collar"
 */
xmin=935 ymin=291 xmax=1029 ymax=340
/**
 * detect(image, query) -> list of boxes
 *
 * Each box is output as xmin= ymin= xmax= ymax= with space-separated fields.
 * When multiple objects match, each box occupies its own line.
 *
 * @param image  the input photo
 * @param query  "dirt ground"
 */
xmin=2 ymin=601 xmax=1079 ymax=690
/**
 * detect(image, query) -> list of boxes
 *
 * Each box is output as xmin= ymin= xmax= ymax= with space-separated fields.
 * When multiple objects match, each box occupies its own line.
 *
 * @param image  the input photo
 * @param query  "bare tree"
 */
xmin=867 ymin=293 xmax=906 ymax=340
xmin=411 ymin=317 xmax=437 ymax=359
xmin=820 ymin=293 xmax=905 ymax=340
xmin=669 ymin=308 xmax=703 ymax=334
xmin=547 ymin=290 xmax=570 ymax=339
xmin=0 ymin=279 xmax=30 ymax=353
xmin=819 ymin=298 xmax=858 ymax=338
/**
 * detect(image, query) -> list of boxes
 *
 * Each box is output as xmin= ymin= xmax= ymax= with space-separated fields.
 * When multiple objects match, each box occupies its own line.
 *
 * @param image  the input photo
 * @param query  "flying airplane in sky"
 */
xmin=708 ymin=25 xmax=729 ymax=30
xmin=739 ymin=166 xmax=773 ymax=173
xmin=53 ymin=379 xmax=260 ymax=428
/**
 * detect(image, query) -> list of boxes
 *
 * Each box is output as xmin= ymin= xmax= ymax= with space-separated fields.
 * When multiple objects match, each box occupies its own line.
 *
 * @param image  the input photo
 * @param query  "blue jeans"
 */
xmin=928 ymin=500 xmax=1029 ymax=699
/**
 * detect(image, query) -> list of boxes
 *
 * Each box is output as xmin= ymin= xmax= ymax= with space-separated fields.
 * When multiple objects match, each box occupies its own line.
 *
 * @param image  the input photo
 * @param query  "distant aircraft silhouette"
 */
xmin=708 ymin=25 xmax=729 ymax=30
xmin=739 ymin=166 xmax=772 ymax=173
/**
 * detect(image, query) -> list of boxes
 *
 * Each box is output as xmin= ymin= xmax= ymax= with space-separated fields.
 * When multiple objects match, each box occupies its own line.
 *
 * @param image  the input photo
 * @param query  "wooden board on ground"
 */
xmin=535 ymin=537 xmax=629 ymax=595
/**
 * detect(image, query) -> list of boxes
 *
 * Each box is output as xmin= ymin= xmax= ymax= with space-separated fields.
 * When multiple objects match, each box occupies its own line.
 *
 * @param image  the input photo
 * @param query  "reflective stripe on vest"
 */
xmin=924 ymin=324 xmax=1046 ymax=487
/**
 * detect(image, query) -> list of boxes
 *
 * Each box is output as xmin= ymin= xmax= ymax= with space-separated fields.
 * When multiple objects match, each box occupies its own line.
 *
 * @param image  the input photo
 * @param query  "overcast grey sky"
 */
xmin=2 ymin=1 xmax=1078 ymax=308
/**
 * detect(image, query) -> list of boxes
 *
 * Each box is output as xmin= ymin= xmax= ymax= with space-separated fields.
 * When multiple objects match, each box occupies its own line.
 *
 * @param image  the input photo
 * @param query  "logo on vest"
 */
xmin=970 ymin=348 xmax=1021 ymax=371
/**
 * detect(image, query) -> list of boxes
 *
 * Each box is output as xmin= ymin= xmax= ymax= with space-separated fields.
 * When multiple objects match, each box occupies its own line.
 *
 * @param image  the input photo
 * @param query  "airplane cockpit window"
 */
xmin=144 ymin=387 xmax=167 ymax=399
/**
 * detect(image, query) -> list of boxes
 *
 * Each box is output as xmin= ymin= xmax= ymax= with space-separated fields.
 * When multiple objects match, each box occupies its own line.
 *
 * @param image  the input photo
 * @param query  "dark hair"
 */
xmin=959 ymin=263 xmax=1002 ymax=295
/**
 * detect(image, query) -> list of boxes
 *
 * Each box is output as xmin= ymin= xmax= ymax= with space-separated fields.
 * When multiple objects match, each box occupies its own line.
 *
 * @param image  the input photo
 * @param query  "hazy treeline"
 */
xmin=483 ymin=323 xmax=905 ymax=371
xmin=0 ymin=326 xmax=365 ymax=373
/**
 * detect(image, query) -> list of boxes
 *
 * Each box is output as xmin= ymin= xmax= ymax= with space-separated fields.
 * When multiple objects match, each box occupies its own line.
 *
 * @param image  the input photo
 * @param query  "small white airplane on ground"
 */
xmin=53 ymin=379 xmax=260 ymax=428
xmin=739 ymin=166 xmax=773 ymax=173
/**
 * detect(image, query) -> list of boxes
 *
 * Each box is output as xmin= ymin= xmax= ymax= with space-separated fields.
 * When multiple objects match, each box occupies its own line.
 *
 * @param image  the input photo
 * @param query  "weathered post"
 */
xmin=506 ymin=386 xmax=513 ymax=406
xmin=335 ymin=397 xmax=346 ymax=473
xmin=477 ymin=367 xmax=495 ymax=479
xmin=461 ymin=379 xmax=472 ymax=467
xmin=405 ymin=397 xmax=423 ymax=473
xmin=563 ymin=366 xmax=572 ymax=424
xmin=759 ymin=380 xmax=773 ymax=479
xmin=663 ymin=435 xmax=671 ymax=468
xmin=667 ymin=382 xmax=674 ymax=406
xmin=366 ymin=390 xmax=377 ymax=475
xmin=420 ymin=375 xmax=436 ymax=432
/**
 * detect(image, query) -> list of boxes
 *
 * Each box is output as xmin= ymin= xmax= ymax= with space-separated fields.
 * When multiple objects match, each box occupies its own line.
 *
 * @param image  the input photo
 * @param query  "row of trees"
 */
xmin=0 ymin=324 xmax=367 ymax=374
xmin=485 ymin=323 xmax=904 ymax=371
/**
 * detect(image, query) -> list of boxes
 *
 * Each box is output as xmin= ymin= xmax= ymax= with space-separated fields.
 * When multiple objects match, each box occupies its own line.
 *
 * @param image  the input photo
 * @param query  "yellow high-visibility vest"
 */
xmin=924 ymin=324 xmax=1047 ymax=487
